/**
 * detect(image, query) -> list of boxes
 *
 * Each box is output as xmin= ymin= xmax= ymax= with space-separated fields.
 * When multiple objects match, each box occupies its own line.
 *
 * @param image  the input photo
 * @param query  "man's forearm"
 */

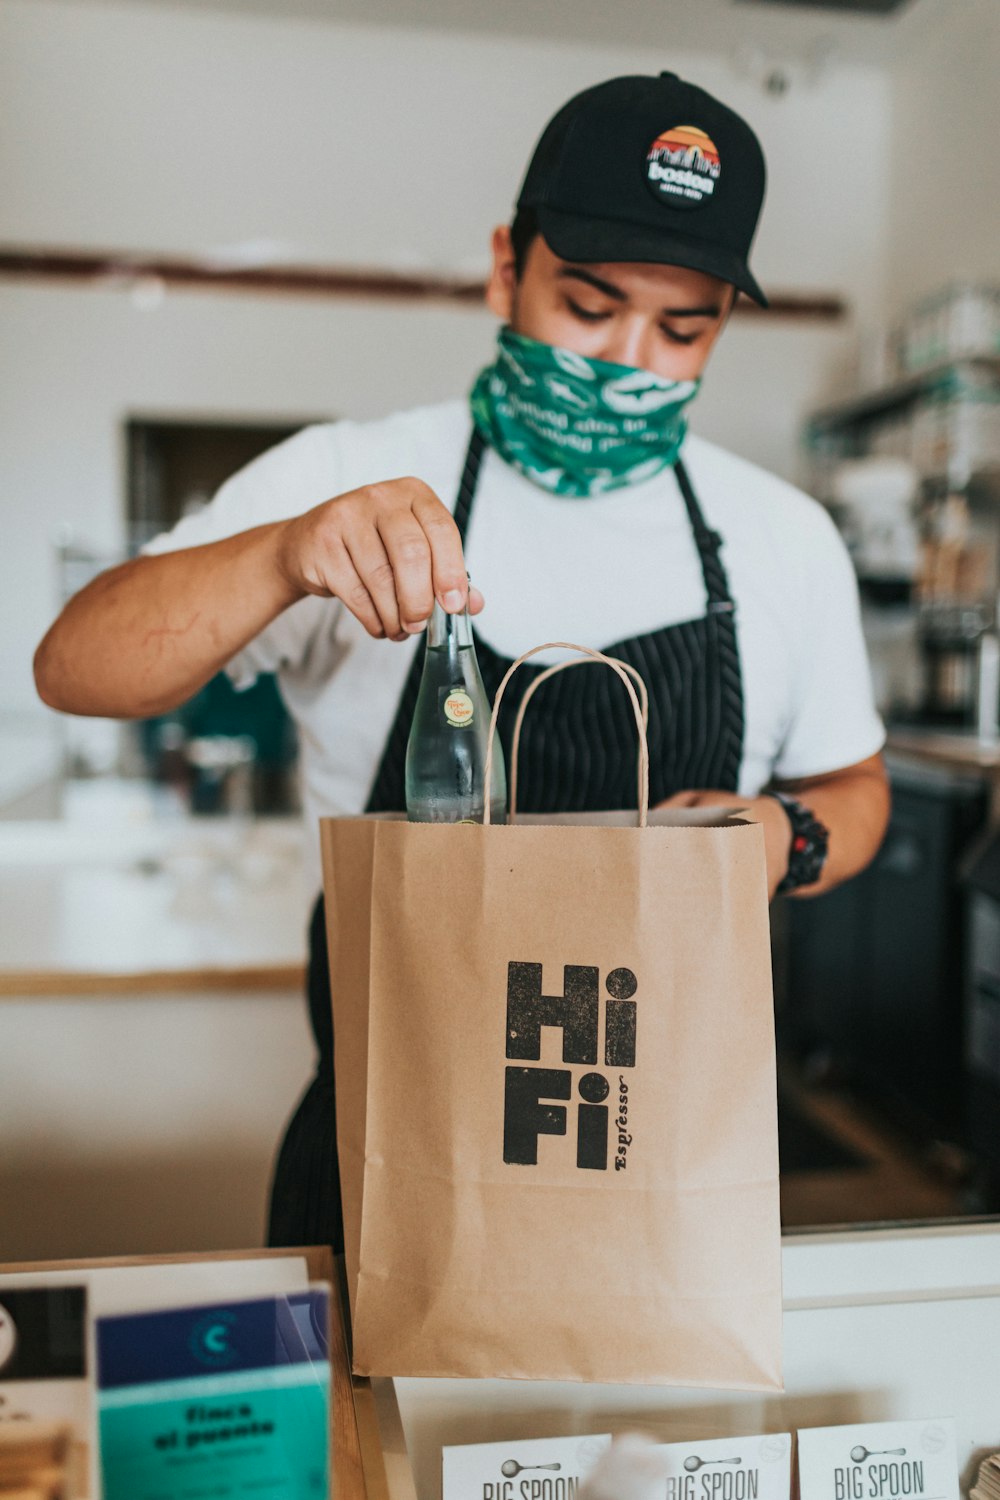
xmin=778 ymin=757 xmax=891 ymax=898
xmin=34 ymin=521 xmax=303 ymax=719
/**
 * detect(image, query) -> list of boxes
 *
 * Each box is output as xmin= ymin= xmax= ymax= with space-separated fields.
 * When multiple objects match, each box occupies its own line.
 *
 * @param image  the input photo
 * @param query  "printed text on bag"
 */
xmin=503 ymin=962 xmax=638 ymax=1171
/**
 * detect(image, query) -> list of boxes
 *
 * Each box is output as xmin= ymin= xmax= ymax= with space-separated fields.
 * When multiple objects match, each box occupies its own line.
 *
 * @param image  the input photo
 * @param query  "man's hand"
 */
xmin=35 ymin=474 xmax=484 ymax=721
xmin=39 ymin=474 xmax=488 ymax=720
xmin=276 ymin=477 xmax=484 ymax=641
xmin=658 ymin=754 xmax=891 ymax=902
xmin=657 ymin=788 xmax=791 ymax=900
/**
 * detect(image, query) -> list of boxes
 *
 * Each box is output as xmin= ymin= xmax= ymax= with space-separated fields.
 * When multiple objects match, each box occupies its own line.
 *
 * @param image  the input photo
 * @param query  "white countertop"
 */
xmin=888 ymin=724 xmax=1000 ymax=769
xmin=0 ymin=812 xmax=312 ymax=993
xmin=0 ymin=715 xmax=63 ymax=810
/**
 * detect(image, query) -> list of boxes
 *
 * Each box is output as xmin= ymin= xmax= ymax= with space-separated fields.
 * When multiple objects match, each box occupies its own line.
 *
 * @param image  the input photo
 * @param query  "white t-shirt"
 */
xmin=144 ymin=399 xmax=885 ymax=886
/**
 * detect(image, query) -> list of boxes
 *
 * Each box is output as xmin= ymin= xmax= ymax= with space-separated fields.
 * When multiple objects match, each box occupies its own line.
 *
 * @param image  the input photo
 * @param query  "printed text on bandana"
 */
xmin=469 ymin=327 xmax=699 ymax=497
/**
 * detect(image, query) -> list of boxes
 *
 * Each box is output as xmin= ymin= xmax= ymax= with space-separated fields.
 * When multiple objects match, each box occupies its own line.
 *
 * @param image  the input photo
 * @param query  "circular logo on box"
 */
xmin=759 ymin=1435 xmax=791 ymax=1464
xmin=443 ymin=690 xmax=475 ymax=727
xmin=646 ymin=124 xmax=721 ymax=209
xmin=188 ymin=1310 xmax=239 ymax=1369
xmin=920 ymin=1425 xmax=949 ymax=1456
xmin=0 ymin=1305 xmax=17 ymax=1373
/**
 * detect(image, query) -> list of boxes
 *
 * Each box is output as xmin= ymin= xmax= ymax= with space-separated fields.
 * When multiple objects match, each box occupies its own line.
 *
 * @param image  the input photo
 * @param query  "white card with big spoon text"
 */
xmin=652 ymin=1432 xmax=792 ymax=1500
xmin=443 ymin=1432 xmax=612 ymax=1500
xmin=797 ymin=1419 xmax=958 ymax=1500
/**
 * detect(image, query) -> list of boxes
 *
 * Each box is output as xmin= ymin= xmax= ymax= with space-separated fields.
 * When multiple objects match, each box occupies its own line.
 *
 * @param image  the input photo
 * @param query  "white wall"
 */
xmin=887 ymin=0 xmax=1000 ymax=312
xmin=1 ymin=0 xmax=893 ymax=713
xmin=0 ymin=281 xmax=500 ymax=723
xmin=0 ymin=0 xmax=891 ymax=291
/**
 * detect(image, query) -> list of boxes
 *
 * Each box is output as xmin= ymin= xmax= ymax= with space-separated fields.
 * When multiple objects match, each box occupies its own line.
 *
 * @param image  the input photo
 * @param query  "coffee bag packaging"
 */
xmin=95 ymin=1288 xmax=330 ymax=1500
xmin=798 ymin=1419 xmax=958 ymax=1500
xmin=655 ymin=1431 xmax=792 ymax=1500
xmin=442 ymin=1432 xmax=613 ymax=1500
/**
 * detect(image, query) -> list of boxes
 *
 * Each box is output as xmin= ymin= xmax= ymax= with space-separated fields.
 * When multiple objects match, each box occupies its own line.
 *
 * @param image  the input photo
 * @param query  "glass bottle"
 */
xmin=404 ymin=594 xmax=507 ymax=823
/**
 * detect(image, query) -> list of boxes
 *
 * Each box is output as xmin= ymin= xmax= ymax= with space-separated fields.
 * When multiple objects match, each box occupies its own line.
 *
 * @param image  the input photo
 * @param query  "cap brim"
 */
xmin=535 ymin=204 xmax=768 ymax=308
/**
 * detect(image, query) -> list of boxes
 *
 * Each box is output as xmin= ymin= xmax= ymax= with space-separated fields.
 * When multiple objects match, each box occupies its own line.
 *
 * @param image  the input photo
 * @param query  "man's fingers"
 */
xmin=304 ymin=479 xmax=472 ymax=640
xmin=656 ymin=788 xmax=753 ymax=817
xmin=468 ymin=587 xmax=485 ymax=616
xmin=327 ymin=564 xmax=387 ymax=639
xmin=412 ymin=490 xmax=469 ymax=611
xmin=378 ymin=512 xmax=436 ymax=632
xmin=296 ymin=529 xmax=390 ymax=639
xmin=340 ymin=531 xmax=406 ymax=640
xmin=658 ymin=790 xmax=700 ymax=808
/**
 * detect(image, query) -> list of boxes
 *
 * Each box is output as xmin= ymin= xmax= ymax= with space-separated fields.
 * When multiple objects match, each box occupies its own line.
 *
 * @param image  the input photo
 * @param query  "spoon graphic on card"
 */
xmin=684 ymin=1458 xmax=742 ymax=1472
xmin=851 ymin=1449 xmax=907 ymax=1464
xmin=501 ymin=1461 xmax=562 ymax=1477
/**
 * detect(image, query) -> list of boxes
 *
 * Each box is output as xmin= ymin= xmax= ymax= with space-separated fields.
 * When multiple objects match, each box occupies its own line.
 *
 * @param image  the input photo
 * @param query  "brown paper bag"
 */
xmin=321 ymin=644 xmax=782 ymax=1389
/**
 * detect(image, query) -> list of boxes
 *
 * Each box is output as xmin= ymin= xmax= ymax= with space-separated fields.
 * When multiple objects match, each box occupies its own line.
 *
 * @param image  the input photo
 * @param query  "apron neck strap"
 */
xmin=454 ymin=425 xmax=487 ymax=539
xmin=455 ymin=431 xmax=735 ymax=613
xmin=674 ymin=458 xmax=735 ymax=611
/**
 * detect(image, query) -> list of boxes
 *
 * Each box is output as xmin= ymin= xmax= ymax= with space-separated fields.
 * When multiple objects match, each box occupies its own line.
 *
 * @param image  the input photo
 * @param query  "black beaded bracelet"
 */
xmin=765 ymin=790 xmax=830 ymax=894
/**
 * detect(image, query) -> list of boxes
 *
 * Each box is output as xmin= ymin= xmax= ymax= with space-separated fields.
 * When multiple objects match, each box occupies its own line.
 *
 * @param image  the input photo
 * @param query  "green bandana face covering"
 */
xmin=470 ymin=327 xmax=700 ymax=497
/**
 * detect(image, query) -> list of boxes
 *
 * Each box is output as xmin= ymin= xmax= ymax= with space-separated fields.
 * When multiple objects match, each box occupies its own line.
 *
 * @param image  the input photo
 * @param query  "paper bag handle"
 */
xmin=484 ymin=643 xmax=650 ymax=828
xmin=508 ymin=658 xmax=649 ymax=822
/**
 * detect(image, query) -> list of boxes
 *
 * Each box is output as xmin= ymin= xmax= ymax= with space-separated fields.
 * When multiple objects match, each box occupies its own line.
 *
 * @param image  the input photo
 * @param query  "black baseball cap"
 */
xmin=516 ymin=72 xmax=768 ymax=307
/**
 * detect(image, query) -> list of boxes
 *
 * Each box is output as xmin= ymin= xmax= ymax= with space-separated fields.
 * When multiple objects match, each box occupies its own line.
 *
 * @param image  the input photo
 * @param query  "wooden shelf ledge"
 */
xmin=0 ymin=244 xmax=845 ymax=321
xmin=0 ymin=963 xmax=307 ymax=998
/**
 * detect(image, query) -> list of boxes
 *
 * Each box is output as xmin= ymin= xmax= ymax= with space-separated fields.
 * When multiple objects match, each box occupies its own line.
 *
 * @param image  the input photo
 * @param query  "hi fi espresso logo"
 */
xmin=503 ymin=963 xmax=637 ymax=1172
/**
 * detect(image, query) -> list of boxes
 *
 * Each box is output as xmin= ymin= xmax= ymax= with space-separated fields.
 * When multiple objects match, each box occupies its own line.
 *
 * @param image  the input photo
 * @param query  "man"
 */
xmin=34 ymin=71 xmax=890 ymax=1249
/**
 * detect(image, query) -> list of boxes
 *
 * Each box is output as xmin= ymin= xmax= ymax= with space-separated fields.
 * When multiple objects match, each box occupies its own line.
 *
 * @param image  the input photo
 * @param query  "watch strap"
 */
xmin=766 ymin=790 xmax=830 ymax=894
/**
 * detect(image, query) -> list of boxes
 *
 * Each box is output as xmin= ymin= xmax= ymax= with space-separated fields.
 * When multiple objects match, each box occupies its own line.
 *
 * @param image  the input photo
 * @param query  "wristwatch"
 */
xmin=765 ymin=791 xmax=830 ymax=894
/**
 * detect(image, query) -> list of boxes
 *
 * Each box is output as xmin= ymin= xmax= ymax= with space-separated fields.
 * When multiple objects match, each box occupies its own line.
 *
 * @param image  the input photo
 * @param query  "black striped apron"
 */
xmin=268 ymin=427 xmax=745 ymax=1250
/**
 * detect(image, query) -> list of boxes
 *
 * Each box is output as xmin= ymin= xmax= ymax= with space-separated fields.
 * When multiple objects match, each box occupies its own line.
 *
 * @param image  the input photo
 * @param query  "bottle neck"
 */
xmin=427 ymin=600 xmax=473 ymax=653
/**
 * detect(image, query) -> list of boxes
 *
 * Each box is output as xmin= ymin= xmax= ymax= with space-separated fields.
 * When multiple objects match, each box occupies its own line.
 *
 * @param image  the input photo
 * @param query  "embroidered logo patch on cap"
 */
xmin=645 ymin=125 xmax=721 ymax=209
